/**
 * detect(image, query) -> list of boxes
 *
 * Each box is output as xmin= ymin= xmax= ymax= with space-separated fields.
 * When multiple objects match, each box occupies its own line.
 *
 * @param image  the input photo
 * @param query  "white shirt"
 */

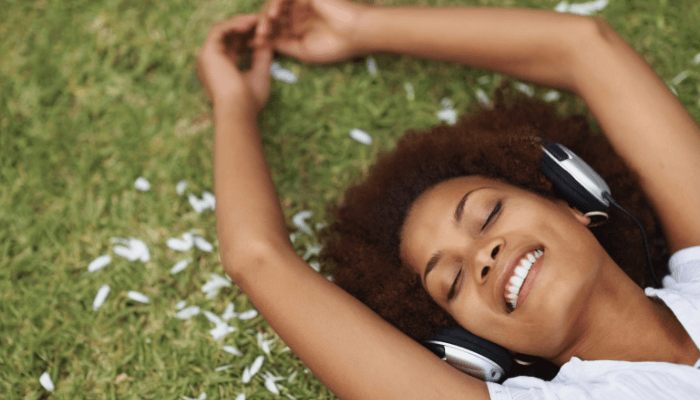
xmin=486 ymin=246 xmax=700 ymax=400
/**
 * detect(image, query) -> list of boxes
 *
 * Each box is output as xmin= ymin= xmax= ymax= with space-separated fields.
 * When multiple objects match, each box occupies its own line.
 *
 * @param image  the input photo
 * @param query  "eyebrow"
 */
xmin=423 ymin=187 xmax=484 ymax=285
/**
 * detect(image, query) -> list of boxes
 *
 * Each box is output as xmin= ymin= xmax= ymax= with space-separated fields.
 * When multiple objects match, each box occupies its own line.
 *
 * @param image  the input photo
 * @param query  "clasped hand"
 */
xmin=197 ymin=0 xmax=367 ymax=116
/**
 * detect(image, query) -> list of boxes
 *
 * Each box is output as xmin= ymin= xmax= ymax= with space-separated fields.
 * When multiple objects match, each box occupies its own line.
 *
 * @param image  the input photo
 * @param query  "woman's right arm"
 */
xmin=259 ymin=0 xmax=700 ymax=251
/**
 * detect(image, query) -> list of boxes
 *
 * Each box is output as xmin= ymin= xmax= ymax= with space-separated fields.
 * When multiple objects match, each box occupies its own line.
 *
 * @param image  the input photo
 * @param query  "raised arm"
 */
xmin=197 ymin=14 xmax=489 ymax=400
xmin=258 ymin=0 xmax=700 ymax=251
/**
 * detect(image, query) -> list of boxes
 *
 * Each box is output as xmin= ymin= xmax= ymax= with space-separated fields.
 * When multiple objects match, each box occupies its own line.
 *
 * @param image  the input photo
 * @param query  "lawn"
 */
xmin=1 ymin=0 xmax=699 ymax=398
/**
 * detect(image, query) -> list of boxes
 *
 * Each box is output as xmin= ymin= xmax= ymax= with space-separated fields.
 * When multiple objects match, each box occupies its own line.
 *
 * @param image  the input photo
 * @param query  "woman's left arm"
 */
xmin=198 ymin=15 xmax=489 ymax=400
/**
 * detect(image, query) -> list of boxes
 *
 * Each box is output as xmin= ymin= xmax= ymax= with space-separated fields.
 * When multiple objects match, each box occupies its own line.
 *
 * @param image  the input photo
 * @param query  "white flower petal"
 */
xmin=176 ymin=180 xmax=187 ymax=195
xmin=237 ymin=309 xmax=258 ymax=320
xmin=436 ymin=108 xmax=457 ymax=125
xmin=302 ymin=244 xmax=322 ymax=261
xmin=514 ymin=82 xmax=534 ymax=97
xmin=543 ymin=90 xmax=561 ymax=102
xmin=175 ymin=300 xmax=187 ymax=310
xmin=175 ymin=306 xmax=200 ymax=320
xmin=193 ymin=236 xmax=213 ymax=252
xmin=198 ymin=392 xmax=207 ymax=400
xmin=235 ymin=394 xmax=246 ymax=400
xmin=134 ymin=177 xmax=151 ymax=192
xmin=474 ymin=88 xmax=491 ymax=108
xmin=554 ymin=0 xmax=608 ymax=15
xmin=201 ymin=274 xmax=232 ymax=299
xmin=249 ymin=355 xmax=264 ymax=376
xmin=693 ymin=53 xmax=700 ymax=65
xmin=210 ymin=324 xmax=236 ymax=341
xmin=39 ymin=371 xmax=55 ymax=392
xmin=112 ymin=238 xmax=150 ymax=262
xmin=170 ymin=259 xmax=191 ymax=275
xmin=167 ymin=233 xmax=193 ymax=252
xmin=270 ymin=62 xmax=298 ymax=84
xmin=242 ymin=367 xmax=252 ymax=384
xmin=87 ymin=255 xmax=111 ymax=272
xmin=222 ymin=302 xmax=236 ymax=321
xmin=309 ymin=261 xmax=321 ymax=272
xmin=264 ymin=375 xmax=280 ymax=395
xmin=349 ymin=128 xmax=372 ymax=145
xmin=366 ymin=56 xmax=378 ymax=76
xmin=291 ymin=210 xmax=313 ymax=235
xmin=404 ymin=82 xmax=415 ymax=101
xmin=215 ymin=364 xmax=233 ymax=372
xmin=671 ymin=70 xmax=689 ymax=86
xmin=126 ymin=291 xmax=150 ymax=304
xmin=93 ymin=284 xmax=110 ymax=311
xmin=223 ymin=345 xmax=242 ymax=356
xmin=203 ymin=310 xmax=224 ymax=326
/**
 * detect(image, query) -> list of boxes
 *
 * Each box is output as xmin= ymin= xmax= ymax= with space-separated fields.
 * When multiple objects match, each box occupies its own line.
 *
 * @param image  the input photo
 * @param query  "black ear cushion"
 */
xmin=432 ymin=327 xmax=513 ymax=375
xmin=540 ymin=155 xmax=607 ymax=213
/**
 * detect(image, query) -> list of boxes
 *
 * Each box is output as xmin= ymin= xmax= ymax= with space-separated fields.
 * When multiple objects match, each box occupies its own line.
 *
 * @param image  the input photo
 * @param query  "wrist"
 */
xmin=353 ymin=5 xmax=385 ymax=55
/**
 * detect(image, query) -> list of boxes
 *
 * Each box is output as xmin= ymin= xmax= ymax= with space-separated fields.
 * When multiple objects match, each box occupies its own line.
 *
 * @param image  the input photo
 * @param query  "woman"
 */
xmin=196 ymin=0 xmax=700 ymax=398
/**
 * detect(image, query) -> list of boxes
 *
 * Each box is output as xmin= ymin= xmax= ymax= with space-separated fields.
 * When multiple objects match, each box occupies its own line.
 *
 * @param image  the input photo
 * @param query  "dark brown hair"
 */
xmin=319 ymin=83 xmax=668 ymax=375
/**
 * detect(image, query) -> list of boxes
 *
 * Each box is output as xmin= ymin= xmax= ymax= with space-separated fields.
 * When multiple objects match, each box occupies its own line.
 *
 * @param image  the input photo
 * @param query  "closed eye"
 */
xmin=447 ymin=267 xmax=462 ymax=302
xmin=481 ymin=200 xmax=502 ymax=231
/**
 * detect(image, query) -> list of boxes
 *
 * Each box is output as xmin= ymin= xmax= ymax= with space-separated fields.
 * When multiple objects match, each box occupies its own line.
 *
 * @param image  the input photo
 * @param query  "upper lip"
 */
xmin=495 ymin=245 xmax=542 ymax=311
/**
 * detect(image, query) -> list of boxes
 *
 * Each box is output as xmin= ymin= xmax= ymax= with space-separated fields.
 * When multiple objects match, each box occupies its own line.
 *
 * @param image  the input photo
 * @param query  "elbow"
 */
xmin=219 ymin=239 xmax=280 ymax=283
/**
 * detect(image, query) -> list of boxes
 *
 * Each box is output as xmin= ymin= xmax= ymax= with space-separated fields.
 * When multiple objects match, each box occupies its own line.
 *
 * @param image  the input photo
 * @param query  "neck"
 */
xmin=551 ymin=258 xmax=700 ymax=366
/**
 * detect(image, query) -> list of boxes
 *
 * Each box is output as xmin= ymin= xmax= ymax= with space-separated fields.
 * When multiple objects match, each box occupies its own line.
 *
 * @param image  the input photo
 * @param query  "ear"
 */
xmin=556 ymin=200 xmax=591 ymax=226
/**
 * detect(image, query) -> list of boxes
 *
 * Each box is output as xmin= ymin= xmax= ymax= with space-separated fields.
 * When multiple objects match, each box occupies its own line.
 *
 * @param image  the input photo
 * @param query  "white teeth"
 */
xmin=504 ymin=249 xmax=544 ymax=310
xmin=514 ymin=265 xmax=528 ymax=278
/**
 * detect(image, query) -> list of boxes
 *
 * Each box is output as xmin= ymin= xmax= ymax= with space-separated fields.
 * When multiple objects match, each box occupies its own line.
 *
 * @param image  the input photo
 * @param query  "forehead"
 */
xmin=399 ymin=176 xmax=498 ymax=269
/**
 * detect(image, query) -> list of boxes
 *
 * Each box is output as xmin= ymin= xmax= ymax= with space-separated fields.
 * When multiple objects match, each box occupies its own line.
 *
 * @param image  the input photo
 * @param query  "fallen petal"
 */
xmin=291 ymin=210 xmax=313 ymax=235
xmin=201 ymin=274 xmax=232 ymax=299
xmin=543 ymin=90 xmax=561 ymax=102
xmin=555 ymin=0 xmax=608 ymax=15
xmin=170 ymin=259 xmax=191 ymax=275
xmin=39 ymin=371 xmax=55 ymax=392
xmin=671 ymin=70 xmax=689 ymax=86
xmin=222 ymin=302 xmax=236 ymax=321
xmin=404 ymin=82 xmax=415 ymax=101
xmin=127 ymin=291 xmax=150 ymax=304
xmin=474 ymin=88 xmax=491 ymax=108
xmin=134 ymin=176 xmax=151 ymax=192
xmin=249 ymin=355 xmax=265 ymax=377
xmin=167 ymin=234 xmax=194 ymax=252
xmin=349 ymin=128 xmax=372 ymax=145
xmin=223 ymin=345 xmax=242 ymax=356
xmin=514 ymin=82 xmax=534 ymax=97
xmin=112 ymin=238 xmax=150 ymax=262
xmin=210 ymin=323 xmax=236 ymax=341
xmin=436 ymin=108 xmax=457 ymax=125
xmin=175 ymin=300 xmax=187 ymax=310
xmin=215 ymin=364 xmax=233 ymax=372
xmin=203 ymin=310 xmax=224 ymax=326
xmin=366 ymin=56 xmax=378 ymax=76
xmin=93 ymin=284 xmax=110 ymax=311
xmin=242 ymin=367 xmax=252 ymax=384
xmin=175 ymin=306 xmax=200 ymax=320
xmin=194 ymin=236 xmax=213 ymax=252
xmin=235 ymin=394 xmax=246 ymax=400
xmin=693 ymin=53 xmax=700 ymax=65
xmin=176 ymin=180 xmax=187 ymax=195
xmin=88 ymin=255 xmax=111 ymax=272
xmin=237 ymin=309 xmax=258 ymax=320
xmin=302 ymin=244 xmax=322 ymax=261
xmin=264 ymin=376 xmax=280 ymax=395
xmin=270 ymin=62 xmax=298 ymax=84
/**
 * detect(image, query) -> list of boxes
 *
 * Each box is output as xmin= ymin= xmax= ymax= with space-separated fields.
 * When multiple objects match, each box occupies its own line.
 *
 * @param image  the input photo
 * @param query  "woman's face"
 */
xmin=399 ymin=176 xmax=607 ymax=358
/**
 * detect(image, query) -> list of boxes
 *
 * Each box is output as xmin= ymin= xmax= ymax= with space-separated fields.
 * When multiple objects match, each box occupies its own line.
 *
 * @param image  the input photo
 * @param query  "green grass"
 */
xmin=1 ymin=0 xmax=699 ymax=398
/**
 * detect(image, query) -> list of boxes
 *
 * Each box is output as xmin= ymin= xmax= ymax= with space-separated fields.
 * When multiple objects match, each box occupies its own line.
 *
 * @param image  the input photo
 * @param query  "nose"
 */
xmin=473 ymin=238 xmax=503 ymax=283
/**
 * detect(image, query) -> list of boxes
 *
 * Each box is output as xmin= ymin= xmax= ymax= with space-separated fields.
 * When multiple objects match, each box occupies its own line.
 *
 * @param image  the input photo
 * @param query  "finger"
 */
xmin=249 ymin=43 xmax=274 ymax=79
xmin=207 ymin=14 xmax=258 ymax=43
xmin=269 ymin=0 xmax=285 ymax=18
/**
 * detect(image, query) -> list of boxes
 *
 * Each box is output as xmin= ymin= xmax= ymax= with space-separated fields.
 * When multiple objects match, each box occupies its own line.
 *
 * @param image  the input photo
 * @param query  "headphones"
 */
xmin=422 ymin=142 xmax=658 ymax=382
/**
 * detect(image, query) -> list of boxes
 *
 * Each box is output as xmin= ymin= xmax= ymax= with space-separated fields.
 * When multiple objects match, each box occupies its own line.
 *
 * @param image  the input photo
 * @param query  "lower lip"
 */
xmin=515 ymin=252 xmax=544 ymax=309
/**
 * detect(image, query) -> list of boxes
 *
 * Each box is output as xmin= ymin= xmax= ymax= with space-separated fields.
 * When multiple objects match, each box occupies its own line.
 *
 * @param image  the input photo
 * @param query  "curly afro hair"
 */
xmin=318 ymin=83 xmax=669 ymax=377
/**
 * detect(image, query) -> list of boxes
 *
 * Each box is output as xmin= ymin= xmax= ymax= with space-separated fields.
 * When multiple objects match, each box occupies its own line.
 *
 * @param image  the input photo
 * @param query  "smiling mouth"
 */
xmin=504 ymin=248 xmax=544 ymax=313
